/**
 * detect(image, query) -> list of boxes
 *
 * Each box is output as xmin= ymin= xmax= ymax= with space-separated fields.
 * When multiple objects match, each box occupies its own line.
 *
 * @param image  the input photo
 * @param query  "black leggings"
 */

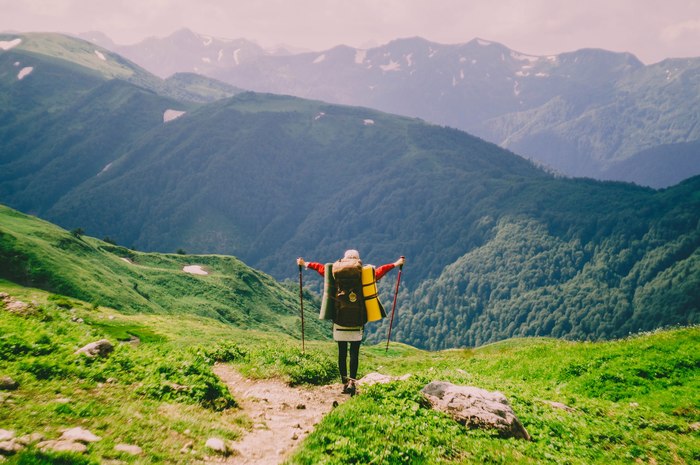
xmin=337 ymin=341 xmax=361 ymax=380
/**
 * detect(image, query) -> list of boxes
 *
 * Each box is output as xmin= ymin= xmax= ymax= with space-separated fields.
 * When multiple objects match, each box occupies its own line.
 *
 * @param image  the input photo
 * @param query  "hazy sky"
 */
xmin=1 ymin=0 xmax=699 ymax=63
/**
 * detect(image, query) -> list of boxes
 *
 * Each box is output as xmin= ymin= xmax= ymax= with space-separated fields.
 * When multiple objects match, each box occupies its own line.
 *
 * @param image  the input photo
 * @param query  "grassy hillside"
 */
xmin=0 ymin=204 xmax=327 ymax=339
xmin=1 ymin=33 xmax=698 ymax=349
xmin=1 ymin=279 xmax=697 ymax=464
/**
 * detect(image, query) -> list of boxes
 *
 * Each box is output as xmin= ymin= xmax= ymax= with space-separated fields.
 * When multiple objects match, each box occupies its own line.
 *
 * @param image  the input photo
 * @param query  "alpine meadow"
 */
xmin=0 ymin=31 xmax=699 ymax=465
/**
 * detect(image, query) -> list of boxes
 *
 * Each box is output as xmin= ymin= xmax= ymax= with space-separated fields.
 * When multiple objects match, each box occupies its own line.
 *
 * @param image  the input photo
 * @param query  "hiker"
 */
xmin=297 ymin=250 xmax=405 ymax=395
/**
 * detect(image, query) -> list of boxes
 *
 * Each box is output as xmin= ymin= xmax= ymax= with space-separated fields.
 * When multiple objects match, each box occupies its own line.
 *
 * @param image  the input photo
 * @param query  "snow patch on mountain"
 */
xmin=0 ymin=38 xmax=21 ymax=50
xmin=314 ymin=112 xmax=325 ymax=121
xmin=218 ymin=49 xmax=224 ymax=62
xmin=313 ymin=54 xmax=326 ymax=64
xmin=363 ymin=119 xmax=375 ymax=125
xmin=201 ymin=35 xmax=213 ymax=46
xmin=477 ymin=39 xmax=492 ymax=46
xmin=405 ymin=53 xmax=414 ymax=66
xmin=355 ymin=49 xmax=367 ymax=64
xmin=511 ymin=52 xmax=539 ymax=63
xmin=513 ymin=81 xmax=521 ymax=96
xmin=94 ymin=50 xmax=106 ymax=61
xmin=163 ymin=109 xmax=186 ymax=123
xmin=17 ymin=67 xmax=33 ymax=80
xmin=429 ymin=47 xmax=437 ymax=58
xmin=183 ymin=265 xmax=208 ymax=275
xmin=380 ymin=60 xmax=401 ymax=72
xmin=99 ymin=162 xmax=113 ymax=175
xmin=233 ymin=49 xmax=241 ymax=65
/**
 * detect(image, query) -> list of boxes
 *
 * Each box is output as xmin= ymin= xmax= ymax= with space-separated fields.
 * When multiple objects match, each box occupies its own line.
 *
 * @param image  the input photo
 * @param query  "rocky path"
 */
xmin=211 ymin=364 xmax=347 ymax=465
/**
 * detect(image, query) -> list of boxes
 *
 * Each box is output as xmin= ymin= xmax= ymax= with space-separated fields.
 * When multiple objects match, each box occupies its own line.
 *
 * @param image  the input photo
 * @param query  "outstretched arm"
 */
xmin=297 ymin=257 xmax=325 ymax=277
xmin=375 ymin=256 xmax=405 ymax=280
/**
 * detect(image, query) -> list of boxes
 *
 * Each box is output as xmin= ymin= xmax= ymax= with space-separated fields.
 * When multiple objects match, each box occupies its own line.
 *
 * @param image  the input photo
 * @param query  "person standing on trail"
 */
xmin=297 ymin=250 xmax=405 ymax=395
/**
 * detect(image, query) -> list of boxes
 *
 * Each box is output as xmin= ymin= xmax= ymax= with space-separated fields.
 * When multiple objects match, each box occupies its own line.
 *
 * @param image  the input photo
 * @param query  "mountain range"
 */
xmin=81 ymin=28 xmax=700 ymax=188
xmin=0 ymin=32 xmax=698 ymax=349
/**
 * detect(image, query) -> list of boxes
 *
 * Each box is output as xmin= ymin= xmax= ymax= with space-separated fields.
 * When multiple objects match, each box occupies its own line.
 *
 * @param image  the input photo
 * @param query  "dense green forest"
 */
xmin=0 ymin=33 xmax=698 ymax=348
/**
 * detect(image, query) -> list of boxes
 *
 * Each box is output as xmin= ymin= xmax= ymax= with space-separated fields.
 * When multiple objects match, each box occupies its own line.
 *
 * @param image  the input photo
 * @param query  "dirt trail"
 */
xmin=211 ymin=364 xmax=348 ymax=465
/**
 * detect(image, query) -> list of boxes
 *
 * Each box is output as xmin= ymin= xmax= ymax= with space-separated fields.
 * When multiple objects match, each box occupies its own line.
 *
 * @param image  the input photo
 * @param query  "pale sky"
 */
xmin=1 ymin=0 xmax=699 ymax=63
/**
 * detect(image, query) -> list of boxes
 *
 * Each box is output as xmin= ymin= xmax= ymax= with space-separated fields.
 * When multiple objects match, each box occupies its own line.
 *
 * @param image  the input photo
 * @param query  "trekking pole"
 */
xmin=298 ymin=261 xmax=305 ymax=354
xmin=385 ymin=257 xmax=404 ymax=353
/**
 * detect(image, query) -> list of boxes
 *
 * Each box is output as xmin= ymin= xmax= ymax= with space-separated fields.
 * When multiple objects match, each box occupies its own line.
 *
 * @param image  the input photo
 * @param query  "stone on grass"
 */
xmin=0 ymin=440 xmax=22 ymax=455
xmin=421 ymin=381 xmax=531 ymax=440
xmin=115 ymin=443 xmax=143 ymax=455
xmin=358 ymin=372 xmax=412 ymax=386
xmin=60 ymin=427 xmax=101 ymax=443
xmin=38 ymin=440 xmax=88 ymax=453
xmin=205 ymin=437 xmax=231 ymax=455
xmin=0 ymin=431 xmax=13 ymax=442
xmin=16 ymin=433 xmax=43 ymax=445
xmin=0 ymin=377 xmax=18 ymax=391
xmin=75 ymin=339 xmax=113 ymax=358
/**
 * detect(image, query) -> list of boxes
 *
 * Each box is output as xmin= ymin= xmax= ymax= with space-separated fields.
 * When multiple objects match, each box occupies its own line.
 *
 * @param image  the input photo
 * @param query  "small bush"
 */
xmin=47 ymin=294 xmax=73 ymax=309
xmin=0 ymin=334 xmax=33 ymax=360
xmin=6 ymin=449 xmax=98 ymax=465
xmin=204 ymin=342 xmax=248 ymax=363
xmin=285 ymin=351 xmax=337 ymax=386
xmin=21 ymin=358 xmax=71 ymax=380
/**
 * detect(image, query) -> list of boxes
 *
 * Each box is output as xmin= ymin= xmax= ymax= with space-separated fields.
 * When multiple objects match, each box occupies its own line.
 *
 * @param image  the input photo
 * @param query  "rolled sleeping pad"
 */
xmin=362 ymin=265 xmax=386 ymax=322
xmin=319 ymin=263 xmax=336 ymax=320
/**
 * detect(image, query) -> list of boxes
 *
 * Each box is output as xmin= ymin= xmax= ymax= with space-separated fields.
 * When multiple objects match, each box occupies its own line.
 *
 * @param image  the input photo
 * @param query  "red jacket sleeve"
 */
xmin=374 ymin=263 xmax=396 ymax=280
xmin=306 ymin=262 xmax=325 ymax=277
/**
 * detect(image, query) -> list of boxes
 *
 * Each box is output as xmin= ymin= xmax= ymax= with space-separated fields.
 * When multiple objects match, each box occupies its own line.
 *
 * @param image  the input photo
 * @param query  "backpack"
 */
xmin=331 ymin=258 xmax=367 ymax=327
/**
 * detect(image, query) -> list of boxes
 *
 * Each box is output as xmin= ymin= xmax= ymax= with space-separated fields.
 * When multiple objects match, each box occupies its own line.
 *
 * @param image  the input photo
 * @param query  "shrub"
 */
xmin=204 ymin=342 xmax=248 ymax=363
xmin=6 ymin=449 xmax=98 ymax=465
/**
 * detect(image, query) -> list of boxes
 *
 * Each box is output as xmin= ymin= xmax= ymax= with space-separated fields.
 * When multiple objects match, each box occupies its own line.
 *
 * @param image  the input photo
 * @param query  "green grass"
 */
xmin=1 ymin=205 xmax=698 ymax=464
xmin=0 ymin=204 xmax=329 ymax=340
xmin=2 ymin=281 xmax=698 ymax=464
xmin=289 ymin=330 xmax=700 ymax=465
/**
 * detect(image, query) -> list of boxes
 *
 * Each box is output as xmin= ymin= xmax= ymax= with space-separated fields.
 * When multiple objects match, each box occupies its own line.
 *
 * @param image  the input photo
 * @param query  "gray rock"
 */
xmin=38 ymin=440 xmax=88 ymax=453
xmin=421 ymin=381 xmax=531 ymax=440
xmin=16 ymin=433 xmax=43 ymax=445
xmin=0 ymin=431 xmax=13 ymax=442
xmin=205 ymin=437 xmax=230 ymax=455
xmin=75 ymin=339 xmax=113 ymax=358
xmin=0 ymin=440 xmax=23 ymax=455
xmin=180 ymin=440 xmax=194 ymax=454
xmin=60 ymin=427 xmax=101 ymax=443
xmin=0 ymin=377 xmax=18 ymax=391
xmin=115 ymin=443 xmax=143 ymax=455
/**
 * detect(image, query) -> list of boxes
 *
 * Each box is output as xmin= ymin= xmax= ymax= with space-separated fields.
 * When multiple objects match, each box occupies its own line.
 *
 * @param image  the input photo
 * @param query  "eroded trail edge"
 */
xmin=211 ymin=364 xmax=347 ymax=465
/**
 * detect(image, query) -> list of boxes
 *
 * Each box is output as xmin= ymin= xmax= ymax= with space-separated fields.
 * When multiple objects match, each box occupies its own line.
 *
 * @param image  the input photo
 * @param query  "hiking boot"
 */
xmin=347 ymin=380 xmax=356 ymax=397
xmin=342 ymin=380 xmax=352 ymax=394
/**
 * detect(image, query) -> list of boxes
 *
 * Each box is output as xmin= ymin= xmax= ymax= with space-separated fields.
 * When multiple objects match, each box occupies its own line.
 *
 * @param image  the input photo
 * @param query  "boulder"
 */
xmin=60 ymin=427 xmax=101 ymax=443
xmin=421 ymin=381 xmax=531 ymax=440
xmin=205 ymin=437 xmax=231 ymax=455
xmin=75 ymin=339 xmax=113 ymax=358
xmin=38 ymin=440 xmax=88 ymax=454
xmin=115 ymin=443 xmax=143 ymax=455
xmin=0 ymin=440 xmax=22 ymax=455
xmin=0 ymin=377 xmax=18 ymax=391
xmin=0 ymin=431 xmax=13 ymax=442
